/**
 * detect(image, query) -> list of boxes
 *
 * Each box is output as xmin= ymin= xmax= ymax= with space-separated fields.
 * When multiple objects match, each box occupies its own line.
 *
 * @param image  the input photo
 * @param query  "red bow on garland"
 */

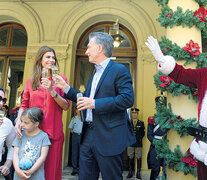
xmin=167 ymin=12 xmax=173 ymax=18
xmin=159 ymin=76 xmax=174 ymax=87
xmin=183 ymin=40 xmax=200 ymax=58
xmin=193 ymin=7 xmax=207 ymax=22
xmin=169 ymin=116 xmax=184 ymax=124
xmin=182 ymin=149 xmax=197 ymax=167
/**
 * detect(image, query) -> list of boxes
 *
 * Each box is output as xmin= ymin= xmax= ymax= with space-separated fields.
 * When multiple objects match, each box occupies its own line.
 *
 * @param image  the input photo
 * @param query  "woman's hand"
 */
xmin=14 ymin=117 xmax=22 ymax=138
xmin=41 ymin=78 xmax=53 ymax=92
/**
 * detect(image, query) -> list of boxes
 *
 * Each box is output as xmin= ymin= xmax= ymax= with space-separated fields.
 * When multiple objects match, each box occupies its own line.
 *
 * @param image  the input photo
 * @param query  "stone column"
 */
xmin=167 ymin=0 xmax=199 ymax=180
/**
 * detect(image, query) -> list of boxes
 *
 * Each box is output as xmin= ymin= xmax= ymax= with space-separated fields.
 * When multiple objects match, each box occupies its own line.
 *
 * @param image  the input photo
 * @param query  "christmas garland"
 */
xmin=152 ymin=0 xmax=207 ymax=177
xmin=154 ymin=72 xmax=198 ymax=102
xmin=153 ymin=103 xmax=198 ymax=177
xmin=153 ymin=36 xmax=207 ymax=102
xmin=157 ymin=6 xmax=207 ymax=34
xmin=155 ymin=0 xmax=207 ymax=7
xmin=159 ymin=37 xmax=207 ymax=69
xmin=154 ymin=139 xmax=197 ymax=176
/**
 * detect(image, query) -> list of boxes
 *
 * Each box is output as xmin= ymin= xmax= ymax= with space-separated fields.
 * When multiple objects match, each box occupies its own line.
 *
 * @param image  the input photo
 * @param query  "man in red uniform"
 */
xmin=146 ymin=36 xmax=207 ymax=180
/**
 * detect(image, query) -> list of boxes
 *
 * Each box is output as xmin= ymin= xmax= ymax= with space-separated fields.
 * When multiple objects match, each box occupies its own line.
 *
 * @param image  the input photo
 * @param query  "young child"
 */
xmin=13 ymin=107 xmax=51 ymax=180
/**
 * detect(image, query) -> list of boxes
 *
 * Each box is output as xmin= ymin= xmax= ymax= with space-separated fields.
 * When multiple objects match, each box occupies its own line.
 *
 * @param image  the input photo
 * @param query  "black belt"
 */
xmin=73 ymin=132 xmax=81 ymax=136
xmin=86 ymin=122 xmax=93 ymax=129
xmin=187 ymin=125 xmax=207 ymax=143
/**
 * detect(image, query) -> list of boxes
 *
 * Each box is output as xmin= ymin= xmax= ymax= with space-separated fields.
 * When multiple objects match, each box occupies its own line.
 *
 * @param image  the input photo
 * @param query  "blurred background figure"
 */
xmin=2 ymin=105 xmax=9 ymax=118
xmin=147 ymin=94 xmax=167 ymax=180
xmin=147 ymin=115 xmax=166 ymax=180
xmin=0 ymin=86 xmax=16 ymax=180
xmin=10 ymin=91 xmax=23 ymax=126
xmin=127 ymin=108 xmax=145 ymax=179
xmin=68 ymin=107 xmax=83 ymax=176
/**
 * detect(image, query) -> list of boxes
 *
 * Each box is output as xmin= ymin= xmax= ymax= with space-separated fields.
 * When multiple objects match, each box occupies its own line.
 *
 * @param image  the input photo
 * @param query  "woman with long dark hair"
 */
xmin=15 ymin=46 xmax=70 ymax=180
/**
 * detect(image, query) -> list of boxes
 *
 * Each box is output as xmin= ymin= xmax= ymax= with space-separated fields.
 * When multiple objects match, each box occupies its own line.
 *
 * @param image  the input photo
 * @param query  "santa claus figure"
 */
xmin=146 ymin=36 xmax=207 ymax=180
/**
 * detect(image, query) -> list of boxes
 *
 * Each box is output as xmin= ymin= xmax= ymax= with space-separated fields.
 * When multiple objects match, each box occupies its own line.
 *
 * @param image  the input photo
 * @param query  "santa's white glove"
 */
xmin=145 ymin=36 xmax=165 ymax=64
xmin=190 ymin=139 xmax=207 ymax=165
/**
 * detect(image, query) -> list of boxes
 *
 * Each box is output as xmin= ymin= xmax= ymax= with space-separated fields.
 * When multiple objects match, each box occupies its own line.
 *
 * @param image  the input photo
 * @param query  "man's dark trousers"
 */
xmin=71 ymin=132 xmax=81 ymax=173
xmin=79 ymin=127 xmax=123 ymax=180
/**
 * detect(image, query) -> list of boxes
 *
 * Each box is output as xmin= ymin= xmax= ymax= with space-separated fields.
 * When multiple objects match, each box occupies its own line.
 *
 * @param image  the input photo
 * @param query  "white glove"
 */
xmin=145 ymin=36 xmax=165 ymax=64
xmin=190 ymin=139 xmax=207 ymax=165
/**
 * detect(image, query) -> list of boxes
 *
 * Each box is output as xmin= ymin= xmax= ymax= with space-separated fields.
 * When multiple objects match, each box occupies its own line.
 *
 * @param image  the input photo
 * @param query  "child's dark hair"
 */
xmin=22 ymin=107 xmax=43 ymax=124
xmin=3 ymin=105 xmax=9 ymax=110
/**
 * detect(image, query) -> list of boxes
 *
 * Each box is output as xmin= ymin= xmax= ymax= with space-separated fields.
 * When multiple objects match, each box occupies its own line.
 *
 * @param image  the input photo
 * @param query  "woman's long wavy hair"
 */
xmin=31 ymin=46 xmax=59 ymax=90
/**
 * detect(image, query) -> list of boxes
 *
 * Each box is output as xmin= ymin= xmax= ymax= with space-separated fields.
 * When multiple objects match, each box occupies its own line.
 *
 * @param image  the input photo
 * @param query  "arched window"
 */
xmin=75 ymin=21 xmax=137 ymax=95
xmin=0 ymin=22 xmax=27 ymax=111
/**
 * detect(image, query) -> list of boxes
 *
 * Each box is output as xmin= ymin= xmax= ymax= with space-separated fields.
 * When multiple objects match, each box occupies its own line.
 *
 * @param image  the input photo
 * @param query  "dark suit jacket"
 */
xmin=64 ymin=60 xmax=135 ymax=156
xmin=130 ymin=120 xmax=145 ymax=147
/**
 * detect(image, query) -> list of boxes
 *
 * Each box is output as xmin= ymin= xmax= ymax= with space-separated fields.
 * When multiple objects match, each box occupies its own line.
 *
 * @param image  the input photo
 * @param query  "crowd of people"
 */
xmin=0 ymin=32 xmax=205 ymax=180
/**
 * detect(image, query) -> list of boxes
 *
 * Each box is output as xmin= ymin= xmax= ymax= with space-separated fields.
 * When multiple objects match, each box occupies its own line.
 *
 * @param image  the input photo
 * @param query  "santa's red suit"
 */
xmin=158 ymin=55 xmax=207 ymax=180
xmin=145 ymin=36 xmax=207 ymax=180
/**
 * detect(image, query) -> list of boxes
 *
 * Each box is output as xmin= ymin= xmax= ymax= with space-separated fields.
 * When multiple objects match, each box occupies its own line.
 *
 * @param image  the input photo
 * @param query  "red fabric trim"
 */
xmin=148 ymin=116 xmax=155 ymax=124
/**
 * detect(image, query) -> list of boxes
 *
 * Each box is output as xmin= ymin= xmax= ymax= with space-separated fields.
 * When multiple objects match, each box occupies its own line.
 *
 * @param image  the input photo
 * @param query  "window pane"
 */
xmin=79 ymin=60 xmax=94 ymax=92
xmin=6 ymin=58 xmax=25 ymax=110
xmin=0 ymin=27 xmax=9 ymax=47
xmin=10 ymin=27 xmax=27 ymax=47
xmin=82 ymin=27 xmax=106 ymax=48
xmin=109 ymin=27 xmax=132 ymax=48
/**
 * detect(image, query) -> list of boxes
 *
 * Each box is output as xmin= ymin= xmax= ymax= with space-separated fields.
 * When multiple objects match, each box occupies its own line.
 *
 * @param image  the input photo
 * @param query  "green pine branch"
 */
xmin=154 ymin=138 xmax=197 ymax=177
xmin=157 ymin=6 xmax=207 ymax=37
xmin=154 ymin=72 xmax=199 ymax=102
xmin=159 ymin=36 xmax=207 ymax=68
xmin=153 ymin=0 xmax=207 ymax=177
xmin=155 ymin=0 xmax=207 ymax=7
xmin=155 ymin=103 xmax=197 ymax=136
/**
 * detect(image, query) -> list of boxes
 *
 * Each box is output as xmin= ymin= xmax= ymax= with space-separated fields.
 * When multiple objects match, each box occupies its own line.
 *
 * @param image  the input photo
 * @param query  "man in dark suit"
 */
xmin=55 ymin=32 xmax=135 ymax=180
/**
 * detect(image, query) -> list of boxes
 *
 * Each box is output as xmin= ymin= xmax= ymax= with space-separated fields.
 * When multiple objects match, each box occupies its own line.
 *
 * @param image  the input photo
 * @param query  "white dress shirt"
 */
xmin=0 ymin=117 xmax=16 ymax=161
xmin=85 ymin=58 xmax=110 ymax=122
xmin=64 ymin=58 xmax=111 ymax=122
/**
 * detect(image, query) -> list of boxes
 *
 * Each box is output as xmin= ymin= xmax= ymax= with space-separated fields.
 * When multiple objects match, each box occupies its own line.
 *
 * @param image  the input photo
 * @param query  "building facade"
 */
xmin=0 ymin=0 xmax=204 ymax=179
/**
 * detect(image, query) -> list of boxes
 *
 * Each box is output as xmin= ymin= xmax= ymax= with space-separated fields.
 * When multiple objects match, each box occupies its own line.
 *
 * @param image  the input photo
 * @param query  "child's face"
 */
xmin=21 ymin=115 xmax=39 ymax=133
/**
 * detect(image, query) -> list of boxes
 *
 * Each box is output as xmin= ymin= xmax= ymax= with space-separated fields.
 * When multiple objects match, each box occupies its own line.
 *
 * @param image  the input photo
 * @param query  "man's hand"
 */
xmin=0 ymin=165 xmax=10 ymax=176
xmin=77 ymin=97 xmax=95 ymax=111
xmin=1 ymin=159 xmax=12 ymax=176
xmin=54 ymin=75 xmax=68 ymax=92
xmin=145 ymin=36 xmax=165 ymax=64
